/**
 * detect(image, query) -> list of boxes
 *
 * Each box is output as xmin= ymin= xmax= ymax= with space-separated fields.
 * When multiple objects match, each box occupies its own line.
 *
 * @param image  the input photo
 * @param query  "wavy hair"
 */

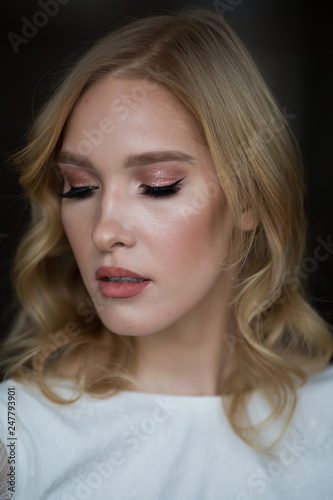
xmin=1 ymin=9 xmax=332 ymax=451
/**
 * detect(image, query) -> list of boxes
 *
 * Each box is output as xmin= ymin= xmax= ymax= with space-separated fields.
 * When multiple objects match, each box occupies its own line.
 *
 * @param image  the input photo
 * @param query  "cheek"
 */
xmin=61 ymin=204 xmax=91 ymax=262
xmin=150 ymin=191 xmax=229 ymax=269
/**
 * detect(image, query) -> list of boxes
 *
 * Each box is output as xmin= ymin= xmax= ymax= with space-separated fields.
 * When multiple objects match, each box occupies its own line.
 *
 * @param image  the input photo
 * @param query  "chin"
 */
xmin=97 ymin=313 xmax=158 ymax=337
xmin=96 ymin=308 xmax=179 ymax=338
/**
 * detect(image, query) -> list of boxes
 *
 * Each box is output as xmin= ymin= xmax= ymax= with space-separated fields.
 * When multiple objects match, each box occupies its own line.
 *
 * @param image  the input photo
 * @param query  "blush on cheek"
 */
xmin=170 ymin=193 xmax=228 ymax=265
xmin=153 ymin=209 xmax=216 ymax=265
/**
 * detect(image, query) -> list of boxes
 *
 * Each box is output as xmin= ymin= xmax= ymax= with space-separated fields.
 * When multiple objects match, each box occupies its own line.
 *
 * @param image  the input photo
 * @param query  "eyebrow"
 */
xmin=55 ymin=152 xmax=93 ymax=169
xmin=124 ymin=151 xmax=196 ymax=167
xmin=55 ymin=150 xmax=196 ymax=169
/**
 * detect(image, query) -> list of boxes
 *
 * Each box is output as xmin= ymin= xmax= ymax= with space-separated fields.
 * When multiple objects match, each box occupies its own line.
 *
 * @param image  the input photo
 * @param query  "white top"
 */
xmin=0 ymin=365 xmax=333 ymax=500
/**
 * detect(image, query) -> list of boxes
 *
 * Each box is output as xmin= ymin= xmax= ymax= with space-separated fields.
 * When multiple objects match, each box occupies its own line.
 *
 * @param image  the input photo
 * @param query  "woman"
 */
xmin=0 ymin=9 xmax=332 ymax=499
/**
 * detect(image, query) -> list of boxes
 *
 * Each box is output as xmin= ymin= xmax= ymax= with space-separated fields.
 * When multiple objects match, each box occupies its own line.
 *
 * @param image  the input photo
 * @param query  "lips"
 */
xmin=96 ymin=266 xmax=149 ymax=280
xmin=96 ymin=266 xmax=151 ymax=298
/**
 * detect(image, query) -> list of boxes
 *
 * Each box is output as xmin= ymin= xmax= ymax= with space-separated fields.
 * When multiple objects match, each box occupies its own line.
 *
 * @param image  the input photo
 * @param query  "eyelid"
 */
xmin=142 ymin=176 xmax=187 ymax=187
xmin=139 ymin=176 xmax=187 ymax=198
xmin=57 ymin=174 xmax=187 ymax=200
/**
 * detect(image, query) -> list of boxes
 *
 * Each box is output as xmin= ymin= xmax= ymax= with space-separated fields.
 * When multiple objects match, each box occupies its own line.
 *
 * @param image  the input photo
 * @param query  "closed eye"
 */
xmin=57 ymin=185 xmax=99 ymax=199
xmin=57 ymin=176 xmax=187 ymax=199
xmin=139 ymin=177 xmax=187 ymax=198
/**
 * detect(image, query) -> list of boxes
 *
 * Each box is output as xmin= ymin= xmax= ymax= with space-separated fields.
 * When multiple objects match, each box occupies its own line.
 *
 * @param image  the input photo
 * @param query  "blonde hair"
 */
xmin=1 ymin=9 xmax=332 ymax=451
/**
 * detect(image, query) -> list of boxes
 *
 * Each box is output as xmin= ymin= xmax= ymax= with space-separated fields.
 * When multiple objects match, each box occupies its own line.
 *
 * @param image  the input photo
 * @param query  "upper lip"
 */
xmin=96 ymin=266 xmax=150 ymax=280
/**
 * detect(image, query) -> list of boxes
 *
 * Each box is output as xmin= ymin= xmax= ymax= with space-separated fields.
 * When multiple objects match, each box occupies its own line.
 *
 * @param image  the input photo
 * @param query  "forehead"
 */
xmin=63 ymin=75 xmax=204 ymax=147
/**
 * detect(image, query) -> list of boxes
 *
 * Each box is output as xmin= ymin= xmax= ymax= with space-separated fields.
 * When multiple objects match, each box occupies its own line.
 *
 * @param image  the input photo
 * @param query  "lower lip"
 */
xmin=98 ymin=280 xmax=151 ymax=298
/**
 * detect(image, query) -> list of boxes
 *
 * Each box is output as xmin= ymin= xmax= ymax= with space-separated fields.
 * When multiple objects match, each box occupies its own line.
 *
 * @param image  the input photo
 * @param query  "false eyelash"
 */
xmin=57 ymin=185 xmax=98 ymax=199
xmin=140 ymin=176 xmax=187 ymax=198
xmin=57 ymin=176 xmax=187 ymax=200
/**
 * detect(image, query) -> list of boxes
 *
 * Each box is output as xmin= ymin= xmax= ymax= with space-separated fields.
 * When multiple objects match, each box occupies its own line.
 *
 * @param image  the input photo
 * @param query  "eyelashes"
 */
xmin=57 ymin=176 xmax=187 ymax=200
xmin=57 ymin=186 xmax=98 ymax=199
xmin=139 ymin=176 xmax=186 ymax=198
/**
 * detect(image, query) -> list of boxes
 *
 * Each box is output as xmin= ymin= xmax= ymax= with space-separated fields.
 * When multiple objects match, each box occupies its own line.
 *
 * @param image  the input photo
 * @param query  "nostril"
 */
xmin=110 ymin=241 xmax=126 ymax=249
xmin=91 ymin=223 xmax=136 ymax=252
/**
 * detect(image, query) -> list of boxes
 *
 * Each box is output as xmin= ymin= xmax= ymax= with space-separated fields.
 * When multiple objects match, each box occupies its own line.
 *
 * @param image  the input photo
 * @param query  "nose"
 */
xmin=91 ymin=193 xmax=136 ymax=252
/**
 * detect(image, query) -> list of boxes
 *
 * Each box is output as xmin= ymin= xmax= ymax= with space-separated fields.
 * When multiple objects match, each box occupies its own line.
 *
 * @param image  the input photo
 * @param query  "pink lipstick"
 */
xmin=96 ymin=266 xmax=151 ymax=298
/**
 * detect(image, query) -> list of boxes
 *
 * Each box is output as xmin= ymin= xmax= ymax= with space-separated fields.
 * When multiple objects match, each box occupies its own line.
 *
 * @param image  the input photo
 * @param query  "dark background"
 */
xmin=1 ymin=0 xmax=332 ymax=338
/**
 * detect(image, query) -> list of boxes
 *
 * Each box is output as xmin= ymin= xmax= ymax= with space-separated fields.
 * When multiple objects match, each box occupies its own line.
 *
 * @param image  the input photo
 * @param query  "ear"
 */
xmin=236 ymin=207 xmax=260 ymax=232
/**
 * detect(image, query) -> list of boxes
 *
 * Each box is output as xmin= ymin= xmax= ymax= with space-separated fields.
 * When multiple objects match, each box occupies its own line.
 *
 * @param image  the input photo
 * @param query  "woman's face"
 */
xmin=59 ymin=76 xmax=234 ymax=336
